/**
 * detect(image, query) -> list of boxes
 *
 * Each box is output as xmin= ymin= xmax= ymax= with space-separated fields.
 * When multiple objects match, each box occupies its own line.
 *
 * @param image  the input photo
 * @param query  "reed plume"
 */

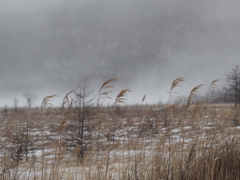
xmin=61 ymin=90 xmax=74 ymax=109
xmin=114 ymin=88 xmax=131 ymax=106
xmin=185 ymin=84 xmax=204 ymax=109
xmin=41 ymin=94 xmax=57 ymax=179
xmin=60 ymin=90 xmax=75 ymax=131
xmin=142 ymin=94 xmax=147 ymax=103
xmin=60 ymin=91 xmax=75 ymax=134
xmin=41 ymin=95 xmax=57 ymax=107
xmin=206 ymin=79 xmax=220 ymax=103
xmin=97 ymin=78 xmax=118 ymax=108
xmin=168 ymin=77 xmax=185 ymax=105
xmin=209 ymin=79 xmax=220 ymax=90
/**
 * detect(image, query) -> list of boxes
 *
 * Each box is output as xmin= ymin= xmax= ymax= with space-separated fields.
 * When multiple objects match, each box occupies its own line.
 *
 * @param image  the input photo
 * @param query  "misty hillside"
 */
xmin=1 ymin=0 xmax=240 ymax=101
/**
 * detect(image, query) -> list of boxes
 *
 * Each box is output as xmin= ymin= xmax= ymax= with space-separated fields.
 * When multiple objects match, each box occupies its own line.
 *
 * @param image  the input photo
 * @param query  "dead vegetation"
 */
xmin=0 ymin=78 xmax=240 ymax=180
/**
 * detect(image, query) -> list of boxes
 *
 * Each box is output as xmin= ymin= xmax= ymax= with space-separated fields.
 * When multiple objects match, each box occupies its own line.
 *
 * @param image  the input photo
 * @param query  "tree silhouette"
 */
xmin=73 ymin=78 xmax=95 ymax=159
xmin=22 ymin=92 xmax=38 ymax=161
xmin=225 ymin=65 xmax=240 ymax=107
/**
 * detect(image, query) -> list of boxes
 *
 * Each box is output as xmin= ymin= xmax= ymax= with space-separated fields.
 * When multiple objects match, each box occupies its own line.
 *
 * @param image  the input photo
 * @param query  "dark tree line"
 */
xmin=225 ymin=65 xmax=240 ymax=107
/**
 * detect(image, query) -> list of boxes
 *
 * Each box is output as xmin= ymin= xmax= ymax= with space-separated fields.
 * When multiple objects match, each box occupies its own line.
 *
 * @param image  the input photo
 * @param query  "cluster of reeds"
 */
xmin=0 ymin=78 xmax=240 ymax=180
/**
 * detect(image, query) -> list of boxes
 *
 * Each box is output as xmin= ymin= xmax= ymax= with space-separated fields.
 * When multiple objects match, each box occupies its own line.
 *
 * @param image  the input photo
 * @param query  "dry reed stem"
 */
xmin=97 ymin=78 xmax=118 ymax=109
xmin=209 ymin=79 xmax=220 ymax=91
xmin=114 ymin=89 xmax=131 ymax=106
xmin=41 ymin=95 xmax=57 ymax=107
xmin=185 ymin=84 xmax=204 ymax=109
xmin=99 ymin=79 xmax=118 ymax=91
xmin=192 ymin=101 xmax=204 ymax=118
xmin=61 ymin=90 xmax=75 ymax=109
xmin=165 ymin=97 xmax=182 ymax=110
xmin=206 ymin=79 xmax=220 ymax=102
xmin=142 ymin=94 xmax=147 ymax=104
xmin=168 ymin=77 xmax=185 ymax=106
xmin=171 ymin=77 xmax=185 ymax=90
xmin=40 ymin=94 xmax=57 ymax=179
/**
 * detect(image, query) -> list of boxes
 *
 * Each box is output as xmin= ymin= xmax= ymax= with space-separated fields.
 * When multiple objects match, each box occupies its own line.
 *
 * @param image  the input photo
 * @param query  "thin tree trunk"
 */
xmin=26 ymin=108 xmax=29 ymax=162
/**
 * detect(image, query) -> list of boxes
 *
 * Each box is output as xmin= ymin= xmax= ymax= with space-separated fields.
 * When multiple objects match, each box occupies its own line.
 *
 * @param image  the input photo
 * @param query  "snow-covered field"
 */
xmin=1 ymin=103 xmax=240 ymax=179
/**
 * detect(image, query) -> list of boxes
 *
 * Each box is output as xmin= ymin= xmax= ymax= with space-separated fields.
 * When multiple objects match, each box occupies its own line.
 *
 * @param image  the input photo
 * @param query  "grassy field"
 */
xmin=1 ymin=79 xmax=240 ymax=180
xmin=0 ymin=101 xmax=240 ymax=180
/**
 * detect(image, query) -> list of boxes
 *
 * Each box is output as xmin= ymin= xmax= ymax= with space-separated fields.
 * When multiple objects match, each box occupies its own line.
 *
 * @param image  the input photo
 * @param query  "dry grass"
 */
xmin=114 ymin=88 xmax=131 ymax=106
xmin=185 ymin=84 xmax=204 ymax=109
xmin=1 ymin=80 xmax=240 ymax=180
xmin=97 ymin=78 xmax=118 ymax=109
xmin=168 ymin=77 xmax=185 ymax=106
xmin=142 ymin=94 xmax=147 ymax=104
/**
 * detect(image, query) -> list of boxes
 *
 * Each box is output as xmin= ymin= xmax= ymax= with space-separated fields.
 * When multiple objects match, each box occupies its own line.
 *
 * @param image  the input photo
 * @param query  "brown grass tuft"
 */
xmin=209 ymin=79 xmax=220 ymax=91
xmin=168 ymin=77 xmax=185 ymax=105
xmin=171 ymin=77 xmax=185 ymax=90
xmin=114 ymin=89 xmax=131 ymax=106
xmin=142 ymin=94 xmax=147 ymax=103
xmin=61 ymin=90 xmax=74 ymax=109
xmin=192 ymin=101 xmax=205 ymax=118
xmin=206 ymin=79 xmax=220 ymax=104
xmin=185 ymin=84 xmax=204 ymax=109
xmin=41 ymin=95 xmax=57 ymax=107
xmin=97 ymin=79 xmax=118 ymax=108
xmin=165 ymin=97 xmax=182 ymax=110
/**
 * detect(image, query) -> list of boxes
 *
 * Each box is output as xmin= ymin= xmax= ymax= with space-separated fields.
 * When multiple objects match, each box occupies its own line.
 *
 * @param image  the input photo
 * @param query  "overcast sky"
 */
xmin=0 ymin=0 xmax=65 ymax=12
xmin=0 ymin=0 xmax=98 ymax=12
xmin=0 ymin=0 xmax=240 ymax=107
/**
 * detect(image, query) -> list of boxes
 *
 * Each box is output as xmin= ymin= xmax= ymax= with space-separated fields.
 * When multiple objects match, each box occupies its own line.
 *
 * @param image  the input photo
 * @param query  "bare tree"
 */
xmin=225 ymin=65 xmax=240 ymax=107
xmin=72 ymin=78 xmax=95 ymax=159
xmin=2 ymin=104 xmax=8 ymax=118
xmin=22 ymin=92 xmax=38 ymax=161
xmin=12 ymin=98 xmax=19 ymax=113
xmin=23 ymin=92 xmax=38 ymax=108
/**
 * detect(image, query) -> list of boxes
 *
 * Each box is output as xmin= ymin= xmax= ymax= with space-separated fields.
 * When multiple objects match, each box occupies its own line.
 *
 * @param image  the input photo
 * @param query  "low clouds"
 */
xmin=0 ymin=0 xmax=240 ymax=106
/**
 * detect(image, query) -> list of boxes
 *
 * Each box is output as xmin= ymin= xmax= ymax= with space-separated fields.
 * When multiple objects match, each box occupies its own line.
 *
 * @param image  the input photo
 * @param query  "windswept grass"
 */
xmin=114 ymin=88 xmax=131 ymax=106
xmin=168 ymin=77 xmax=185 ymax=106
xmin=0 ymin=79 xmax=240 ymax=180
xmin=142 ymin=94 xmax=147 ymax=104
xmin=185 ymin=84 xmax=204 ymax=109
xmin=97 ymin=78 xmax=118 ymax=108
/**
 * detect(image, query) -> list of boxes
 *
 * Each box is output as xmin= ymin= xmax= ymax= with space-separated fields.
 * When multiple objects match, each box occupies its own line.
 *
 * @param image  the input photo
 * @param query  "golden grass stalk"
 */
xmin=192 ymin=101 xmax=205 ymax=118
xmin=59 ymin=115 xmax=73 ymax=132
xmin=114 ymin=88 xmax=131 ymax=106
xmin=206 ymin=79 xmax=220 ymax=104
xmin=100 ymin=78 xmax=118 ymax=91
xmin=171 ymin=77 xmax=185 ymax=90
xmin=97 ymin=78 xmax=118 ymax=108
xmin=61 ymin=90 xmax=75 ymax=109
xmin=209 ymin=79 xmax=220 ymax=91
xmin=185 ymin=84 xmax=204 ymax=109
xmin=168 ymin=77 xmax=185 ymax=105
xmin=165 ymin=97 xmax=182 ymax=110
xmin=52 ymin=91 xmax=75 ymax=180
xmin=60 ymin=91 xmax=76 ymax=133
xmin=142 ymin=94 xmax=147 ymax=104
xmin=41 ymin=95 xmax=57 ymax=107
xmin=40 ymin=94 xmax=57 ymax=180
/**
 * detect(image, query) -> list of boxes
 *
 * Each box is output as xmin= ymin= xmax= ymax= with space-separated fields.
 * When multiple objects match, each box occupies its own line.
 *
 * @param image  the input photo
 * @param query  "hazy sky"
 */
xmin=1 ymin=0 xmax=240 ymax=107
xmin=0 ymin=0 xmax=65 ymax=12
xmin=0 ymin=0 xmax=97 ymax=12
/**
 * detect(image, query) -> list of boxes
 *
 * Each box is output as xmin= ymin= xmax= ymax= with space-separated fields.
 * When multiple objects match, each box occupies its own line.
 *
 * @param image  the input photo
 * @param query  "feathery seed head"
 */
xmin=185 ymin=84 xmax=204 ymax=109
xmin=114 ymin=88 xmax=131 ymax=106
